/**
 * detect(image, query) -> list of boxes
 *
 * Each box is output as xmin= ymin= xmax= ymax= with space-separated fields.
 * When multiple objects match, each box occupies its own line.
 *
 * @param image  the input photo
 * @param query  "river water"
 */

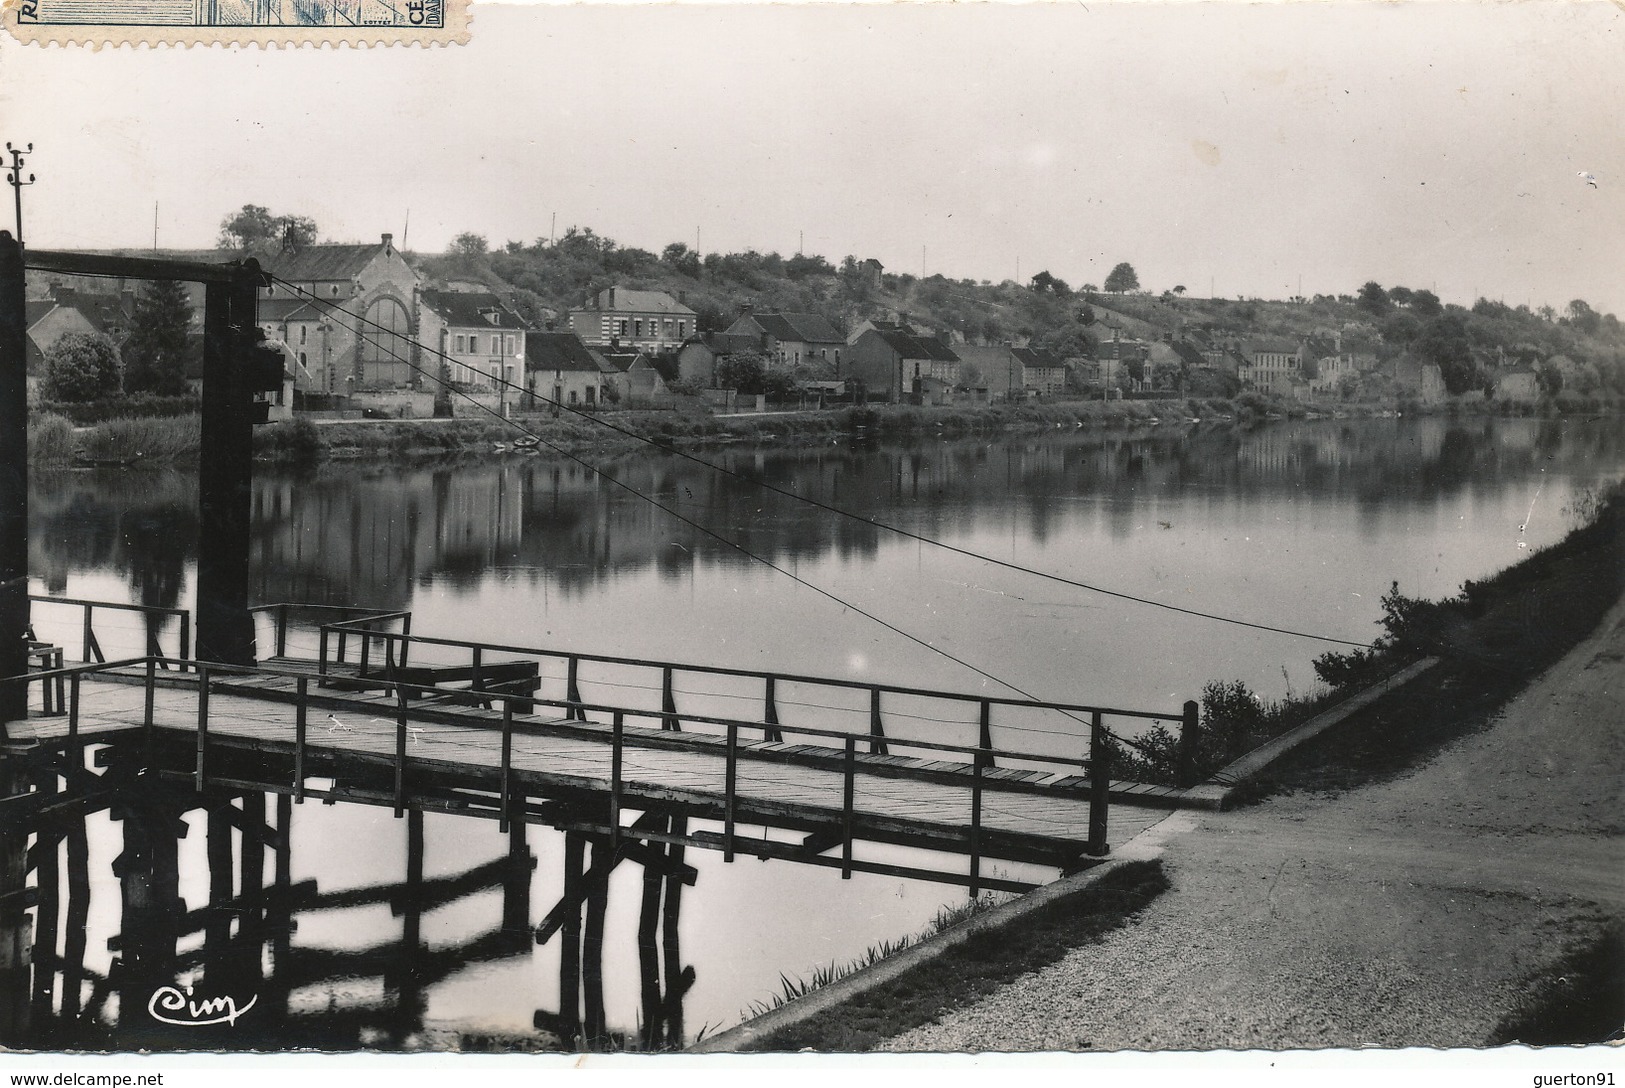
xmin=19 ymin=415 xmax=1625 ymax=1049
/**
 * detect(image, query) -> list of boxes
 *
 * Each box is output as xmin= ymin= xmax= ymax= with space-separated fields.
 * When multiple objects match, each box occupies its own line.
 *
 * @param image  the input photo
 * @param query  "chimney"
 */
xmin=382 ymin=233 xmax=394 ymax=252
xmin=545 ymin=318 xmax=556 ymax=331
xmin=608 ymin=287 xmax=616 ymax=308
xmin=677 ymin=290 xmax=687 ymax=305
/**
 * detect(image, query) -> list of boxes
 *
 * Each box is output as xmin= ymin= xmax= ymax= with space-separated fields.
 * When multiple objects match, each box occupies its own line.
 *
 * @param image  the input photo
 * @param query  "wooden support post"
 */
xmin=59 ymin=821 xmax=88 ymax=1030
xmin=566 ymin=656 xmax=583 ymax=720
xmin=609 ymin=712 xmax=623 ymax=850
xmin=977 ymin=699 xmax=995 ymax=769
xmin=317 ymin=627 xmax=329 ymax=685
xmin=178 ymin=611 xmax=191 ymax=667
xmin=661 ymin=816 xmax=686 ymax=1048
xmin=142 ymin=659 xmax=156 ymax=743
xmin=723 ymin=724 xmax=737 ymax=862
xmin=557 ymin=832 xmax=583 ymax=1040
xmin=969 ymin=756 xmax=983 ymax=899
xmin=203 ymin=802 xmax=234 ymax=989
xmin=661 ymin=666 xmax=679 ymax=732
xmin=80 ymin=607 xmax=92 ymax=665
xmin=0 ymin=757 xmax=29 ymax=1043
xmin=66 ymin=673 xmax=79 ymax=741
xmin=470 ymin=646 xmax=482 ymax=694
xmin=29 ymin=773 xmax=58 ymax=1029
xmin=498 ymin=699 xmax=513 ymax=833
xmin=239 ymin=792 xmax=265 ymax=981
xmin=501 ymin=814 xmax=530 ymax=935
xmin=762 ymin=675 xmax=783 ymax=743
xmin=394 ymin=808 xmax=425 ymax=1045
xmin=636 ymin=820 xmax=664 ymax=1051
xmin=393 ymin=685 xmax=408 ymax=817
xmin=0 ymin=233 xmax=29 ymax=731
xmin=868 ymin=687 xmax=889 ymax=756
xmin=582 ymin=837 xmax=608 ymax=1045
xmin=268 ymin=792 xmax=293 ymax=1024
xmin=293 ymin=678 xmax=307 ymax=803
xmin=1086 ymin=710 xmax=1110 ymax=857
xmin=275 ymin=604 xmax=288 ymax=659
xmin=195 ymin=267 xmax=260 ymax=667
xmin=1176 ymin=699 xmax=1200 ymax=789
xmin=195 ymin=667 xmax=210 ymax=792
xmin=842 ymin=735 xmax=856 ymax=879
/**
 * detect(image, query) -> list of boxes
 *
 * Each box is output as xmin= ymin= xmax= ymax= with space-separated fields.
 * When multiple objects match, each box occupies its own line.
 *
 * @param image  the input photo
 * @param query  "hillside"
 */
xmin=412 ymin=229 xmax=1625 ymax=400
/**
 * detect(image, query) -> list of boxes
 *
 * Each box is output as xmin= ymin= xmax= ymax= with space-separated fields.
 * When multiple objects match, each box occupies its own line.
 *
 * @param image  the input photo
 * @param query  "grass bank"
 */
xmin=28 ymin=412 xmax=201 ymax=467
xmin=1254 ymin=482 xmax=1623 ymax=796
xmin=731 ymin=861 xmax=1169 ymax=1052
xmin=1107 ymin=482 xmax=1625 ymax=792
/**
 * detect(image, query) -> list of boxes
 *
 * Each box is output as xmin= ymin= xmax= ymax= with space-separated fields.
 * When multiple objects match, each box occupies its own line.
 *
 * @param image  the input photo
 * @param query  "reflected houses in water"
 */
xmin=23 ymin=419 xmax=1622 ymax=618
xmin=0 ymin=740 xmax=697 ymax=1052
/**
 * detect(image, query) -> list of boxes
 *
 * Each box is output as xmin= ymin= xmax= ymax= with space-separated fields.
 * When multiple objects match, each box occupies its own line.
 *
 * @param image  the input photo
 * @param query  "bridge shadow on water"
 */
xmin=0 ymin=738 xmax=695 ymax=1053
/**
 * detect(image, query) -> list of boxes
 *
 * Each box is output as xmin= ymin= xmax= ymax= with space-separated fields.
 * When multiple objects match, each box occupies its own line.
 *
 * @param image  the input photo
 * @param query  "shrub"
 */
xmin=33 ymin=394 xmax=199 ymax=424
xmin=28 ymin=413 xmax=77 ymax=464
xmin=42 ymin=332 xmax=122 ymax=402
xmin=77 ymin=415 xmax=201 ymax=463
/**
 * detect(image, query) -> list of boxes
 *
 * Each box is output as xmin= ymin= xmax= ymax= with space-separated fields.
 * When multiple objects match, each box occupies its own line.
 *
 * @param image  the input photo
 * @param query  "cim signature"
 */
xmin=147 ymin=986 xmax=258 ymax=1028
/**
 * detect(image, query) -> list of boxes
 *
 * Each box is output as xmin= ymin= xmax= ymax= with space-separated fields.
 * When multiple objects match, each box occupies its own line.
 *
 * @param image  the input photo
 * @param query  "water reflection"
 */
xmin=30 ymin=418 xmax=1621 ymax=616
xmin=1 ymin=741 xmax=696 ymax=1052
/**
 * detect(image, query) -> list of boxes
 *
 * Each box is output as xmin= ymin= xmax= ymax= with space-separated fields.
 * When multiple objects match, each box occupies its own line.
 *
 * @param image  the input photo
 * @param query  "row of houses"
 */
xmin=27 ymin=234 xmax=1568 ymax=414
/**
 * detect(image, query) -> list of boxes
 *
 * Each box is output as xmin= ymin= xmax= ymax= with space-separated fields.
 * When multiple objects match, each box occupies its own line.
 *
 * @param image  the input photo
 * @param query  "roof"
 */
xmin=741 ymin=312 xmax=844 ymax=344
xmin=258 ymin=242 xmax=386 ymax=283
xmin=1011 ymin=347 xmax=1064 ymax=370
xmin=420 ymin=289 xmax=528 ymax=331
xmin=598 ymin=351 xmax=648 ymax=373
xmin=578 ymin=287 xmax=695 ymax=316
xmin=865 ymin=328 xmax=960 ymax=362
xmin=25 ymin=299 xmax=56 ymax=328
xmin=525 ymin=331 xmax=614 ymax=374
xmin=1170 ymin=342 xmax=1208 ymax=369
xmin=684 ymin=332 xmax=761 ymax=355
xmin=1246 ymin=337 xmax=1300 ymax=356
xmin=258 ymin=297 xmax=335 ymax=322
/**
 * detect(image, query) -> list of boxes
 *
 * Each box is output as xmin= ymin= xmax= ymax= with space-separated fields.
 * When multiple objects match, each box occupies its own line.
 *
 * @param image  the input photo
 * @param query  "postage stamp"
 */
xmin=2 ymin=0 xmax=470 ymax=46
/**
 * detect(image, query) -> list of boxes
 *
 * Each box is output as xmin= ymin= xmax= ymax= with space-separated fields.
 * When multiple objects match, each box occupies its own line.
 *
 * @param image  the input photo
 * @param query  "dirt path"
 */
xmin=884 ymin=596 xmax=1625 ymax=1052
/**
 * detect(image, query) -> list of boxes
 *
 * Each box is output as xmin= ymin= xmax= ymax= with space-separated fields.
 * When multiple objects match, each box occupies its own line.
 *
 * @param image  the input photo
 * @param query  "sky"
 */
xmin=1 ymin=1 xmax=1622 ymax=313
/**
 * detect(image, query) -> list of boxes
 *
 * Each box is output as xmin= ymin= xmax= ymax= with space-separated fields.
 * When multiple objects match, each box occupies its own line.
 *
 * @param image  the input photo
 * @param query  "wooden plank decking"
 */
xmin=20 ymin=669 xmax=1171 ymax=865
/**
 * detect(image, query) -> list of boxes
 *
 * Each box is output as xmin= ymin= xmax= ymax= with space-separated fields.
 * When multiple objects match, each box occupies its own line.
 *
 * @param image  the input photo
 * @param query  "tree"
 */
xmin=715 ymin=352 xmax=769 ymax=394
xmin=662 ymin=242 xmax=701 ymax=278
xmin=1172 ymin=285 xmax=1186 ymax=297
xmin=1409 ymin=289 xmax=1442 ymax=317
xmin=1380 ymin=310 xmax=1422 ymax=346
xmin=42 ymin=332 xmax=122 ymax=402
xmin=1566 ymin=299 xmax=1601 ymax=336
xmin=1413 ymin=314 xmax=1478 ymax=395
xmin=1387 ymin=285 xmax=1415 ymax=308
xmin=785 ymin=253 xmax=835 ymax=281
xmin=218 ymin=204 xmax=318 ymax=254
xmin=1029 ymin=270 xmax=1070 ymax=296
xmin=1357 ymin=281 xmax=1390 ymax=316
xmin=121 ymin=279 xmax=195 ymax=396
xmin=450 ymin=232 xmax=488 ymax=257
xmin=1104 ymin=263 xmax=1140 ymax=294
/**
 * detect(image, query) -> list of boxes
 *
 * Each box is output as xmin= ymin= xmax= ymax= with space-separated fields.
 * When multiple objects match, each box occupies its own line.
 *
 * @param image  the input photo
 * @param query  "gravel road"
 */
xmin=883 ymin=597 xmax=1625 ymax=1052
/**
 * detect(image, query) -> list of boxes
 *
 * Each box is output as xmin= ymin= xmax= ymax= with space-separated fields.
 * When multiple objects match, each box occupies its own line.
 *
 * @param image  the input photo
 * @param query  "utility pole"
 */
xmin=4 ymin=144 xmax=32 ymax=244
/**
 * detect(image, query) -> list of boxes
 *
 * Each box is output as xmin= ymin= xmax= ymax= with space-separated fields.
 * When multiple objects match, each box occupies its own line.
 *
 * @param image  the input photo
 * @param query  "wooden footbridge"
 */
xmin=7 ymin=599 xmax=1198 ymax=897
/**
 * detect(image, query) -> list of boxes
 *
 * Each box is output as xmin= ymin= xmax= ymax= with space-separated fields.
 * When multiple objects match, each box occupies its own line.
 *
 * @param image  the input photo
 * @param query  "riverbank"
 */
xmin=718 ymin=483 xmax=1625 ymax=1052
xmin=25 ymin=390 xmax=1624 ymax=468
